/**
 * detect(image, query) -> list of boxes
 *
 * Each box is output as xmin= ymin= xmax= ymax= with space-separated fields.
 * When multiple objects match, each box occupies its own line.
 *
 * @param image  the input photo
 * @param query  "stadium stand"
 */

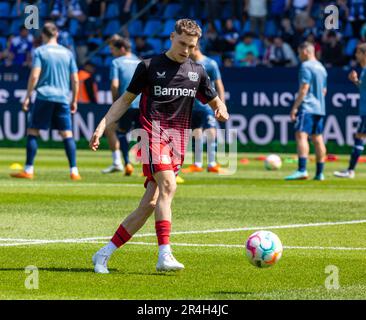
xmin=0 ymin=0 xmax=364 ymax=69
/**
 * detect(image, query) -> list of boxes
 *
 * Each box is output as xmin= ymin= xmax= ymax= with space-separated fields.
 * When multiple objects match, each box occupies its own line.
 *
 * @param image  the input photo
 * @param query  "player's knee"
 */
xmin=160 ymin=179 xmax=177 ymax=197
xmin=27 ymin=128 xmax=39 ymax=136
xmin=59 ymin=130 xmax=73 ymax=139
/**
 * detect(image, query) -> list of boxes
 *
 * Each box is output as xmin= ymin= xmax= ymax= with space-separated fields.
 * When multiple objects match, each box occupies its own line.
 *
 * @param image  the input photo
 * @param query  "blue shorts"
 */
xmin=294 ymin=112 xmax=325 ymax=135
xmin=192 ymin=107 xmax=217 ymax=130
xmin=28 ymin=99 xmax=72 ymax=131
xmin=357 ymin=116 xmax=366 ymax=135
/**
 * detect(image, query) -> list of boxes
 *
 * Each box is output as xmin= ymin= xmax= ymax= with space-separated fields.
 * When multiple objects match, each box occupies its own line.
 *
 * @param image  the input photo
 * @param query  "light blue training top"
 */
xmin=33 ymin=44 xmax=78 ymax=105
xmin=110 ymin=54 xmax=141 ymax=109
xmin=358 ymin=68 xmax=366 ymax=116
xmin=194 ymin=55 xmax=220 ymax=110
xmin=298 ymin=59 xmax=328 ymax=116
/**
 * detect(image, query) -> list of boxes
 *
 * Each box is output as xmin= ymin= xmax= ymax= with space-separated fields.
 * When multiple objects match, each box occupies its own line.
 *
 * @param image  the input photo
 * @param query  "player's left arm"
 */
xmin=290 ymin=83 xmax=310 ymax=121
xmin=70 ymin=72 xmax=79 ymax=114
xmin=23 ymin=66 xmax=41 ymax=112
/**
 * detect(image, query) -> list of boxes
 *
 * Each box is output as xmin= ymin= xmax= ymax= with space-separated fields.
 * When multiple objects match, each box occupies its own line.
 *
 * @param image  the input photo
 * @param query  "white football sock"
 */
xmin=24 ymin=165 xmax=34 ymax=174
xmin=70 ymin=167 xmax=79 ymax=175
xmin=112 ymin=150 xmax=122 ymax=166
xmin=101 ymin=241 xmax=117 ymax=256
xmin=159 ymin=244 xmax=171 ymax=256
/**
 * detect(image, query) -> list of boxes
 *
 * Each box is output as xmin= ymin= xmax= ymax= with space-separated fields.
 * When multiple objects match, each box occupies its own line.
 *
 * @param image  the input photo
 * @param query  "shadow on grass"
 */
xmin=211 ymin=291 xmax=255 ymax=297
xmin=0 ymin=268 xmax=180 ymax=276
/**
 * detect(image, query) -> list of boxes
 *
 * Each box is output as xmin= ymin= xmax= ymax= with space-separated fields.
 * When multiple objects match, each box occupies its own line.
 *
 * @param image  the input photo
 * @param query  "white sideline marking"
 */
xmin=1 ymin=240 xmax=366 ymax=251
xmin=1 ymin=219 xmax=366 ymax=245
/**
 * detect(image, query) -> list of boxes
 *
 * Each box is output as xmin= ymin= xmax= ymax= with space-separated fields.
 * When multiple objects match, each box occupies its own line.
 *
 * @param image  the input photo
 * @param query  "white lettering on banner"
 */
xmin=241 ymin=92 xmax=247 ymax=106
xmin=225 ymin=114 xmax=248 ymax=144
xmin=249 ymin=114 xmax=274 ymax=145
xmin=273 ymin=115 xmax=291 ymax=144
xmin=225 ymin=114 xmax=355 ymax=146
xmin=332 ymin=93 xmax=359 ymax=108
xmin=251 ymin=92 xmax=295 ymax=107
xmin=0 ymin=89 xmax=9 ymax=103
xmin=323 ymin=115 xmax=344 ymax=145
xmin=73 ymin=112 xmax=94 ymax=140
xmin=346 ymin=116 xmax=361 ymax=145
xmin=4 ymin=111 xmax=25 ymax=140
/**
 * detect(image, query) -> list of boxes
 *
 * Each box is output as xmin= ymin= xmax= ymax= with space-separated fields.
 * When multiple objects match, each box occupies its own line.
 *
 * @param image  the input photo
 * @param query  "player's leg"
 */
xmin=153 ymin=170 xmax=184 ymax=271
xmin=181 ymin=110 xmax=204 ymax=173
xmin=102 ymin=122 xmax=124 ymax=173
xmin=285 ymin=112 xmax=310 ymax=180
xmin=11 ymin=99 xmax=51 ymax=179
xmin=285 ymin=131 xmax=310 ymax=180
xmin=312 ymin=134 xmax=326 ymax=180
xmin=335 ymin=117 xmax=366 ymax=178
xmin=93 ymin=181 xmax=159 ymax=273
xmin=58 ymin=130 xmax=81 ymax=180
xmin=117 ymin=109 xmax=134 ymax=176
xmin=54 ymin=102 xmax=81 ymax=180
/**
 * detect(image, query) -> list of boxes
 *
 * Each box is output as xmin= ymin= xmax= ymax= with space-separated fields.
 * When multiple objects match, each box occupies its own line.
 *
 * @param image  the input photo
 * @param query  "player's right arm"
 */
xmin=89 ymin=91 xmax=137 ymax=151
xmin=111 ymin=79 xmax=120 ymax=102
xmin=23 ymin=66 xmax=41 ymax=112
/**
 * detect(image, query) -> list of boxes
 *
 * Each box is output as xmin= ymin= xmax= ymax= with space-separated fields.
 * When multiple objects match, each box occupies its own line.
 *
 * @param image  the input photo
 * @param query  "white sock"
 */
xmin=194 ymin=162 xmax=203 ymax=168
xmin=159 ymin=244 xmax=171 ymax=256
xmin=112 ymin=150 xmax=122 ymax=166
xmin=101 ymin=241 xmax=117 ymax=256
xmin=24 ymin=165 xmax=34 ymax=174
xmin=70 ymin=167 xmax=79 ymax=175
xmin=208 ymin=161 xmax=217 ymax=168
xmin=194 ymin=137 xmax=203 ymax=166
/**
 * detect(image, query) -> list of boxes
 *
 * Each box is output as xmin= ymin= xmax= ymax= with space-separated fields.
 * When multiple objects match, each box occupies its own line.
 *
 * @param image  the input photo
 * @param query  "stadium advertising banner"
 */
xmin=0 ymin=66 xmax=360 ymax=147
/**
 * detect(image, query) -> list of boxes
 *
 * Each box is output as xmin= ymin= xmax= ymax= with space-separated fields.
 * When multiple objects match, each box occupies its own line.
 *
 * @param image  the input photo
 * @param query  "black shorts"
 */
xmin=118 ymin=108 xmax=140 ymax=133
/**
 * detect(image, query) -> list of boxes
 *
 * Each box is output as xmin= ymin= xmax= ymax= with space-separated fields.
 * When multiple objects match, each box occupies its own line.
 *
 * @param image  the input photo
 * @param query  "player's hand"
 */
xmin=349 ymin=70 xmax=358 ymax=83
xmin=290 ymin=108 xmax=297 ymax=122
xmin=215 ymin=107 xmax=229 ymax=122
xmin=89 ymin=132 xmax=101 ymax=151
xmin=22 ymin=97 xmax=30 ymax=112
xmin=71 ymin=101 xmax=78 ymax=114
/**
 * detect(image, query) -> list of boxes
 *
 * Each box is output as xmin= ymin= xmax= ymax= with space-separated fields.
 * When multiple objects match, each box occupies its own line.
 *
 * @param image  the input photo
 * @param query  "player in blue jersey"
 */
xmin=182 ymin=44 xmax=226 ymax=174
xmin=102 ymin=36 xmax=140 ymax=176
xmin=11 ymin=22 xmax=81 ymax=180
xmin=334 ymin=43 xmax=366 ymax=179
xmin=285 ymin=42 xmax=328 ymax=181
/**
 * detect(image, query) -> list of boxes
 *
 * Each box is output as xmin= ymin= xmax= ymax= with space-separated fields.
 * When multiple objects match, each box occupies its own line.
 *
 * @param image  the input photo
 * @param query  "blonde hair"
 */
xmin=175 ymin=19 xmax=202 ymax=38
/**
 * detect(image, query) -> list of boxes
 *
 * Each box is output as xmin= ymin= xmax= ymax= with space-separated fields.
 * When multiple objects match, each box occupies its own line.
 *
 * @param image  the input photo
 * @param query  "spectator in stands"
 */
xmin=134 ymin=36 xmax=155 ymax=59
xmin=279 ymin=17 xmax=296 ymax=49
xmin=8 ymin=26 xmax=33 ymax=67
xmin=321 ymin=30 xmax=345 ymax=67
xmin=86 ymin=0 xmax=106 ymax=29
xmin=118 ymin=0 xmax=133 ymax=25
xmin=267 ymin=36 xmax=298 ymax=66
xmin=349 ymin=0 xmax=365 ymax=21
xmin=231 ymin=0 xmax=245 ymax=20
xmin=245 ymin=0 xmax=268 ymax=36
xmin=223 ymin=54 xmax=234 ymax=67
xmin=78 ymin=61 xmax=99 ymax=104
xmin=271 ymin=0 xmax=290 ymax=29
xmin=51 ymin=0 xmax=86 ymax=27
xmin=205 ymin=0 xmax=220 ymax=21
xmin=202 ymin=21 xmax=221 ymax=54
xmin=221 ymin=19 xmax=240 ymax=52
xmin=289 ymin=0 xmax=313 ymax=17
xmin=234 ymin=33 xmax=259 ymax=66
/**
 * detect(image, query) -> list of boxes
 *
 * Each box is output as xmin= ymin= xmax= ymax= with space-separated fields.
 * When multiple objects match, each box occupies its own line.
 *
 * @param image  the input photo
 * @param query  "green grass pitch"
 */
xmin=0 ymin=148 xmax=366 ymax=300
